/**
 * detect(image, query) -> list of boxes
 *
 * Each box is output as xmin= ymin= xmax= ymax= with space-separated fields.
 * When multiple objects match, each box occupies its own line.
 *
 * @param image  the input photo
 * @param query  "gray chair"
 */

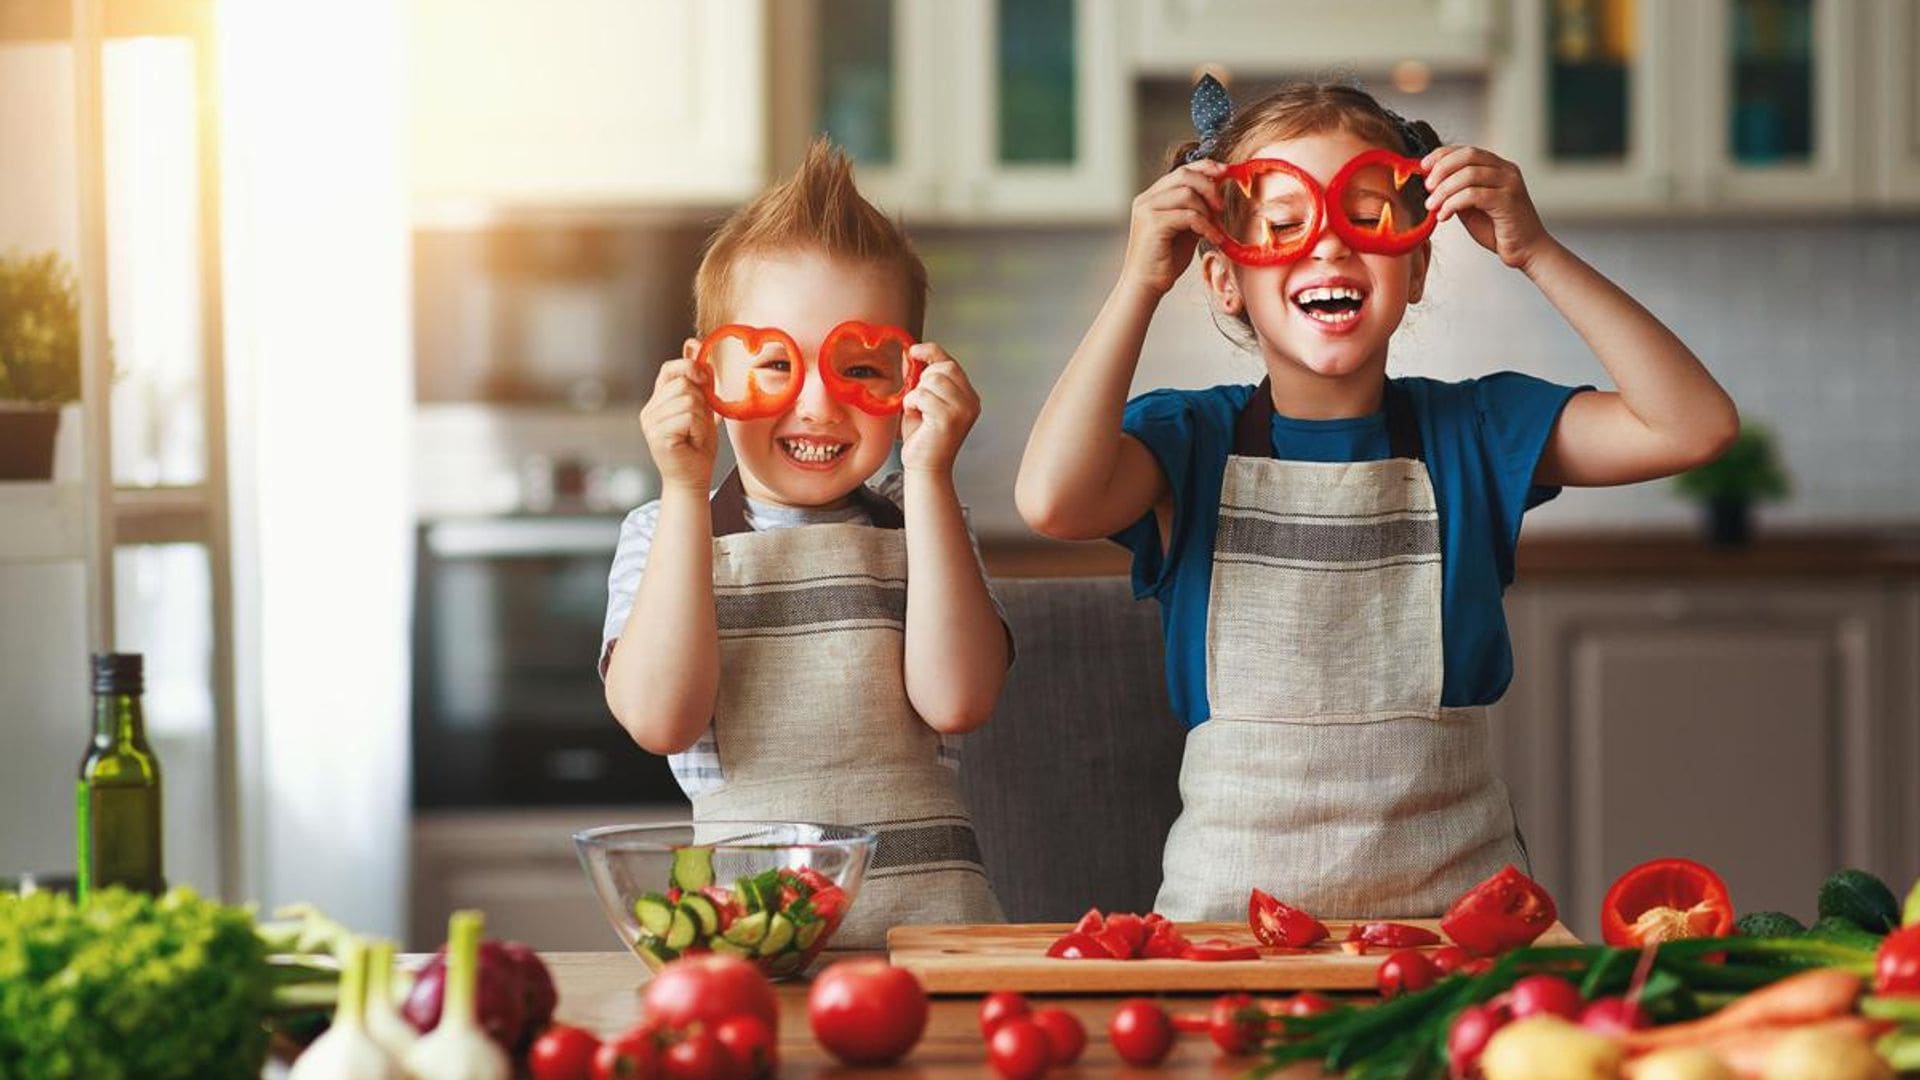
xmin=961 ymin=576 xmax=1189 ymax=922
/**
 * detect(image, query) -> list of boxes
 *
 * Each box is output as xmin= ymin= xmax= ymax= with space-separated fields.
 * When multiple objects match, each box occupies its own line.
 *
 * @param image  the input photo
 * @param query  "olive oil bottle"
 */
xmin=75 ymin=653 xmax=164 ymax=900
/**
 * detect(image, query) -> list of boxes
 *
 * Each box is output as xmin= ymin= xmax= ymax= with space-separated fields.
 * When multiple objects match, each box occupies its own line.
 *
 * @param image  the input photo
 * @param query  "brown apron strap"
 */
xmin=1231 ymin=378 xmax=1425 ymax=463
xmin=708 ymin=468 xmax=905 ymax=535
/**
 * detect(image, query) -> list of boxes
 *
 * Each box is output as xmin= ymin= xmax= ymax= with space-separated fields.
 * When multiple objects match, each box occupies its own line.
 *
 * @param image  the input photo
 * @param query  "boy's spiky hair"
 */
xmin=694 ymin=138 xmax=929 ymax=337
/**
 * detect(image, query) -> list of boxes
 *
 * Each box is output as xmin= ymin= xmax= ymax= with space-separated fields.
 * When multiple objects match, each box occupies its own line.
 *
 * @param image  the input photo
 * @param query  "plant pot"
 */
xmin=1705 ymin=498 xmax=1753 ymax=548
xmin=0 ymin=403 xmax=62 ymax=481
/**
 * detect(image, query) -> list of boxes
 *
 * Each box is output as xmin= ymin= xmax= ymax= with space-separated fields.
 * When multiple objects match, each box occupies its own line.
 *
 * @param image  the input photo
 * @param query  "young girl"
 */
xmin=602 ymin=141 xmax=1008 ymax=945
xmin=1016 ymin=78 xmax=1737 ymax=920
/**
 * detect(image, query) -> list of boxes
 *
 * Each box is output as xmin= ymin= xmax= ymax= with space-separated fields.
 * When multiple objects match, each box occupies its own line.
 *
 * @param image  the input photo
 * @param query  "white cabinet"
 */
xmin=769 ymin=0 xmax=1131 ymax=223
xmin=1492 ymin=0 xmax=1893 ymax=215
xmin=409 ymin=0 xmax=765 ymax=214
xmin=1868 ymin=0 xmax=1920 ymax=205
xmin=1129 ymin=0 xmax=1498 ymax=74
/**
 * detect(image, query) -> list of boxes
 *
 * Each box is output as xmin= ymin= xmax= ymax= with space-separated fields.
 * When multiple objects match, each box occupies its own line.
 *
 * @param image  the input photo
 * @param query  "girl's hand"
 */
xmin=1422 ymin=145 xmax=1558 ymax=271
xmin=1121 ymin=160 xmax=1230 ymax=296
xmin=899 ymin=344 xmax=979 ymax=475
xmin=640 ymin=341 xmax=719 ymax=492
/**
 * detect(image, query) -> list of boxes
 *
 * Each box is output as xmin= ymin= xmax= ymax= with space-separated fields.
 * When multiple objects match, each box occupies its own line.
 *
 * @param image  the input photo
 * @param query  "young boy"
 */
xmin=601 ymin=141 xmax=1008 ymax=945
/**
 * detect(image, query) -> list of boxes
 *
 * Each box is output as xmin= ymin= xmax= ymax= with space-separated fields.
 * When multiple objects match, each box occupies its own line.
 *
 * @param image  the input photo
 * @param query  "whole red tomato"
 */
xmin=979 ymin=990 xmax=1030 ymax=1036
xmin=1507 ymin=974 xmax=1584 ymax=1020
xmin=641 ymin=955 xmax=778 ymax=1035
xmin=530 ymin=1023 xmax=602 ymax=1080
xmin=1029 ymin=1007 xmax=1086 ymax=1066
xmin=1283 ymin=991 xmax=1333 ymax=1018
xmin=986 ymin=1018 xmax=1052 ymax=1080
xmin=806 ymin=959 xmax=929 ymax=1065
xmin=1876 ymin=925 xmax=1920 ymax=996
xmin=1108 ymin=998 xmax=1174 ymax=1066
xmin=660 ymin=1028 xmax=730 ymax=1080
xmin=1206 ymin=992 xmax=1262 ymax=1054
xmin=592 ymin=1021 xmax=661 ymax=1080
xmin=713 ymin=1015 xmax=777 ymax=1079
xmin=1376 ymin=949 xmax=1439 ymax=998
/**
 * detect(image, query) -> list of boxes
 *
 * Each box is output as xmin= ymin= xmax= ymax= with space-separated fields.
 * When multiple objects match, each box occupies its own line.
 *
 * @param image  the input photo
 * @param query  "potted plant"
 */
xmin=0 ymin=249 xmax=84 ymax=481
xmin=1672 ymin=424 xmax=1789 ymax=547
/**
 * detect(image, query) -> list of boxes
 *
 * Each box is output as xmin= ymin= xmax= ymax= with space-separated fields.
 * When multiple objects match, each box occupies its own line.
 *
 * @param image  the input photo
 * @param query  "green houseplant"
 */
xmin=0 ymin=249 xmax=83 ymax=480
xmin=1672 ymin=424 xmax=1789 ymax=546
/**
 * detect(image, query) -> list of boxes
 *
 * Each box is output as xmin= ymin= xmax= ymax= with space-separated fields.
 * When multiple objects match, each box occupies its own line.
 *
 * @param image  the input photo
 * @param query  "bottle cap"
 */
xmin=90 ymin=653 xmax=144 ymax=695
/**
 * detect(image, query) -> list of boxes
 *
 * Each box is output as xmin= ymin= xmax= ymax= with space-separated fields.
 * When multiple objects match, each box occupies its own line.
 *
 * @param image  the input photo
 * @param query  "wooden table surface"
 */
xmin=547 ymin=951 xmax=1339 ymax=1078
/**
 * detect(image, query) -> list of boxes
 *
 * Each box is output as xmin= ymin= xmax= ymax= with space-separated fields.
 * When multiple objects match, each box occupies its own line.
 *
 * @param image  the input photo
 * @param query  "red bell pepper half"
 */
xmin=1440 ymin=864 xmax=1559 ymax=956
xmin=1600 ymin=857 xmax=1735 ymax=947
xmin=1248 ymin=888 xmax=1330 ymax=948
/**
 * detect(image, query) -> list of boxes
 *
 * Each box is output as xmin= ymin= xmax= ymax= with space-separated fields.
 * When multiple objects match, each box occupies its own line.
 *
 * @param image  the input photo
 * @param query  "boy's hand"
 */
xmin=1122 ymin=160 xmax=1230 ymax=296
xmin=1422 ymin=145 xmax=1559 ymax=272
xmin=640 ymin=340 xmax=718 ymax=492
xmin=899 ymin=344 xmax=978 ymax=475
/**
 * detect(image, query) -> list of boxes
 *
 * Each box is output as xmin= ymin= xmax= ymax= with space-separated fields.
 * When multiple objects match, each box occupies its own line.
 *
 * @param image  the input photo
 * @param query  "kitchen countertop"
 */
xmin=981 ymin=529 xmax=1920 ymax=579
xmin=545 ymin=951 xmax=1337 ymax=1078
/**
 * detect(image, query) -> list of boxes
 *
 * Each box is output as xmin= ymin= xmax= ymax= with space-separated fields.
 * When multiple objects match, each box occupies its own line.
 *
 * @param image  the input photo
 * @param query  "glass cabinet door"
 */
xmin=1492 ymin=0 xmax=1679 ymax=211
xmin=1684 ymin=0 xmax=1860 ymax=207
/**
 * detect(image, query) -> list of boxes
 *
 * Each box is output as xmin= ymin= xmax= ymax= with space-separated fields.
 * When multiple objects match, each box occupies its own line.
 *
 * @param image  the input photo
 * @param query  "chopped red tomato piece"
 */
xmin=1248 ymin=888 xmax=1330 ymax=948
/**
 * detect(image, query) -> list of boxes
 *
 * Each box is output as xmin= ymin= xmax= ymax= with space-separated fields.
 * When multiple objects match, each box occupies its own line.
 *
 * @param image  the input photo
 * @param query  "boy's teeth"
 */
xmin=780 ymin=439 xmax=847 ymax=463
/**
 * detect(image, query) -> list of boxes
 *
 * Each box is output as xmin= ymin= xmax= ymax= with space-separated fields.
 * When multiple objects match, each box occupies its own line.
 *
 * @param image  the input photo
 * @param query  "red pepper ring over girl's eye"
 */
xmin=1214 ymin=158 xmax=1327 ymax=267
xmin=694 ymin=324 xmax=805 ymax=421
xmin=1325 ymin=149 xmax=1435 ymax=256
xmin=816 ymin=321 xmax=922 ymax=416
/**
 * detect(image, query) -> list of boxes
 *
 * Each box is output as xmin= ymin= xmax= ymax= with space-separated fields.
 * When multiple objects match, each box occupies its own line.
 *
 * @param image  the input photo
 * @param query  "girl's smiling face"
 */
xmin=717 ymin=249 xmax=906 ymax=509
xmin=1203 ymin=128 xmax=1430 ymax=388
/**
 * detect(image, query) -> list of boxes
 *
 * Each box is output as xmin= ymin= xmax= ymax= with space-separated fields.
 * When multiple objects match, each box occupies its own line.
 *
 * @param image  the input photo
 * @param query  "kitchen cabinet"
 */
xmin=409 ymin=0 xmax=765 ymax=214
xmin=1128 ymin=0 xmax=1498 ymax=74
xmin=1868 ymin=0 xmax=1920 ymax=205
xmin=768 ymin=0 xmax=1131 ymax=222
xmin=1491 ymin=578 xmax=1920 ymax=941
xmin=1491 ymin=0 xmax=1885 ymax=214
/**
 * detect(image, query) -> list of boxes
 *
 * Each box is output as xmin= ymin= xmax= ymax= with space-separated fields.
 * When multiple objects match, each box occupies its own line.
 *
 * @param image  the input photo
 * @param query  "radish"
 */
xmin=404 ymin=910 xmax=510 ymax=1080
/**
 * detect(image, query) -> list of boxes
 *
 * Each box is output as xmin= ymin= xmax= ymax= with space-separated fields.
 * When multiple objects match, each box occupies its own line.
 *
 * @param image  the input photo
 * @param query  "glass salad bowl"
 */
xmin=573 ymin=821 xmax=875 ymax=979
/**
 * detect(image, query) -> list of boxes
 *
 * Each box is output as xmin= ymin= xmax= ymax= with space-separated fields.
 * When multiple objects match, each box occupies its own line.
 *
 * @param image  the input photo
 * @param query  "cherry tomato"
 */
xmin=980 ymin=989 xmax=1031 ymax=1036
xmin=1030 ymin=1007 xmax=1086 ymax=1066
xmin=1428 ymin=945 xmax=1472 ymax=976
xmin=713 ymin=1015 xmax=776 ymax=1079
xmin=592 ymin=1021 xmax=661 ymax=1080
xmin=641 ymin=955 xmax=778 ymax=1035
xmin=1206 ymin=992 xmax=1262 ymax=1055
xmin=1506 ymin=974 xmax=1584 ymax=1020
xmin=531 ymin=1023 xmax=602 ymax=1080
xmin=986 ymin=1018 xmax=1053 ymax=1080
xmin=661 ymin=1028 xmax=729 ymax=1080
xmin=1283 ymin=991 xmax=1334 ymax=1018
xmin=1376 ymin=948 xmax=1439 ymax=998
xmin=806 ymin=959 xmax=929 ymax=1065
xmin=1109 ymin=998 xmax=1175 ymax=1066
xmin=1876 ymin=925 xmax=1920 ymax=996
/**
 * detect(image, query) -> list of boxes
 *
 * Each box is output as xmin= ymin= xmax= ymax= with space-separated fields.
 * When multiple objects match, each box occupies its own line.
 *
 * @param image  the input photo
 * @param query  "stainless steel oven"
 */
xmin=412 ymin=516 xmax=686 ymax=808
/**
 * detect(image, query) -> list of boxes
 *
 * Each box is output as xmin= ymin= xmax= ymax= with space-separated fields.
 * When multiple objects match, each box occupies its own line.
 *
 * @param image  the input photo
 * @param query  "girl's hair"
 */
xmin=694 ymin=138 xmax=930 ymax=337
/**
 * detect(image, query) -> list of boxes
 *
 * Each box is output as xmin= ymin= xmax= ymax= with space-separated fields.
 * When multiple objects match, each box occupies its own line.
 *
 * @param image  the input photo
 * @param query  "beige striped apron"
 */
xmin=690 ymin=471 xmax=1004 ymax=948
xmin=1155 ymin=380 xmax=1525 ymax=921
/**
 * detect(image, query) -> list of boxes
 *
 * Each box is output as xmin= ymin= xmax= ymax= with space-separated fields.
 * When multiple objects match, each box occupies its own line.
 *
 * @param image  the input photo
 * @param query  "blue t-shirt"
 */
xmin=1114 ymin=374 xmax=1586 ymax=728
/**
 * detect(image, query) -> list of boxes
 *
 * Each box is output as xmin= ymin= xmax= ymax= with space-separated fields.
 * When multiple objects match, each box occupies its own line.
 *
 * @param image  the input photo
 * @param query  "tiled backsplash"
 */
xmin=917 ymin=218 xmax=1920 ymax=538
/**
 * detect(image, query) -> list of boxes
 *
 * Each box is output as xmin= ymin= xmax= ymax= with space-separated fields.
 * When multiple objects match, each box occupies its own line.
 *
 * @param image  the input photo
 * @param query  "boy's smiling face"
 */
xmin=717 ymin=249 xmax=907 ymax=509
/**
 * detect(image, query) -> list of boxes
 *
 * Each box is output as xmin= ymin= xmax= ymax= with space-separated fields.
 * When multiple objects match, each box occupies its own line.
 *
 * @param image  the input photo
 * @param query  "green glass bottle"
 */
xmin=75 ymin=652 xmax=165 ymax=900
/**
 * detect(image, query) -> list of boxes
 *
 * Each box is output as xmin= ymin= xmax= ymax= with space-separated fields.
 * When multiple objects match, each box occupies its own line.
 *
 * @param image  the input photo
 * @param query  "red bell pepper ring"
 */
xmin=1214 ymin=158 xmax=1327 ymax=267
xmin=1045 ymin=931 xmax=1113 ymax=960
xmin=1346 ymin=922 xmax=1442 ymax=949
xmin=1441 ymin=864 xmax=1560 ymax=956
xmin=1325 ymin=149 xmax=1436 ymax=256
xmin=1600 ymin=857 xmax=1735 ymax=947
xmin=815 ymin=320 xmax=923 ymax=416
xmin=1182 ymin=938 xmax=1261 ymax=962
xmin=1248 ymin=888 xmax=1330 ymax=948
xmin=694 ymin=325 xmax=805 ymax=421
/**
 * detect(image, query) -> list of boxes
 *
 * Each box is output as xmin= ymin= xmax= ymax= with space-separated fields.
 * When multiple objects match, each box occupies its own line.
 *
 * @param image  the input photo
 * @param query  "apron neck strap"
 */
xmin=708 ymin=469 xmax=905 ymax=537
xmin=1232 ymin=378 xmax=1425 ymax=463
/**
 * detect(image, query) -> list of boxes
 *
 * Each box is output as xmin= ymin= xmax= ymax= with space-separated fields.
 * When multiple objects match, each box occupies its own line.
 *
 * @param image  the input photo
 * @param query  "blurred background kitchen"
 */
xmin=2 ymin=0 xmax=1916 ymax=949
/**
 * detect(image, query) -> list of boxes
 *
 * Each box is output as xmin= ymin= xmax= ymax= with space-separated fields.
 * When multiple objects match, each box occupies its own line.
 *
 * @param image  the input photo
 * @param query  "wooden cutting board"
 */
xmin=888 ymin=919 xmax=1581 ymax=993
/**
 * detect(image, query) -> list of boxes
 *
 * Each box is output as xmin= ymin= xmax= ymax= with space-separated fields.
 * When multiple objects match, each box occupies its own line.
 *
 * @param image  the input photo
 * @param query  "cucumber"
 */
xmin=758 ymin=912 xmax=796 ymax=956
xmin=767 ymin=951 xmax=806 ymax=977
xmin=679 ymin=894 xmax=721 ymax=936
xmin=794 ymin=917 xmax=824 ymax=951
xmin=671 ymin=846 xmax=715 ymax=892
xmin=734 ymin=874 xmax=765 ymax=913
xmin=633 ymin=937 xmax=677 ymax=971
xmin=665 ymin=906 xmax=698 ymax=950
xmin=724 ymin=911 xmax=771 ymax=948
xmin=1734 ymin=910 xmax=1807 ymax=938
xmin=633 ymin=893 xmax=675 ymax=937
xmin=1808 ymin=915 xmax=1886 ymax=953
xmin=1817 ymin=868 xmax=1900 ymax=934
xmin=708 ymin=937 xmax=755 ymax=959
